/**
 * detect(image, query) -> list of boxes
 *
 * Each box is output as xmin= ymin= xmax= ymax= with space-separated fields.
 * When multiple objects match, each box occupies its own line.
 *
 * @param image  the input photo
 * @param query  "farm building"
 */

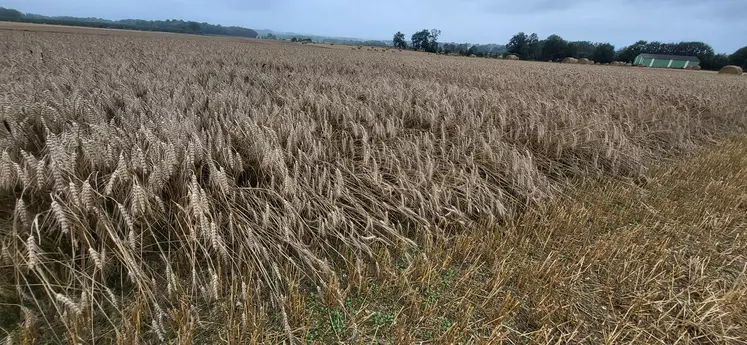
xmin=634 ymin=54 xmax=700 ymax=69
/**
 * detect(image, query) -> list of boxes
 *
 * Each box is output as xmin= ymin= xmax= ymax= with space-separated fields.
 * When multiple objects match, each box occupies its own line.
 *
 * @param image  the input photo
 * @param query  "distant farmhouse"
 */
xmin=634 ymin=54 xmax=700 ymax=69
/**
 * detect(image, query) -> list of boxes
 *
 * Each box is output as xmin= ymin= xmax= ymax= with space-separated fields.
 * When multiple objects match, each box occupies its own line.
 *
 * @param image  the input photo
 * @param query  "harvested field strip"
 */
xmin=284 ymin=135 xmax=747 ymax=344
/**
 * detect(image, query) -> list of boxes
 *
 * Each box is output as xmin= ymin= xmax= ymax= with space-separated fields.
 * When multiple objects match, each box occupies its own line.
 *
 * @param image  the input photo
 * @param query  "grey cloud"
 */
xmin=624 ymin=0 xmax=747 ymax=19
xmin=203 ymin=0 xmax=288 ymax=11
xmin=478 ymin=0 xmax=747 ymax=19
xmin=482 ymin=0 xmax=593 ymax=14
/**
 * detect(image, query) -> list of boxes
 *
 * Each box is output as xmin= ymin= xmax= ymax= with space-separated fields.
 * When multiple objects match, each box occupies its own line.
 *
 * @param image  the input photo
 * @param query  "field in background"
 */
xmin=0 ymin=21 xmax=266 ymax=41
xmin=1 ymin=25 xmax=746 ymax=344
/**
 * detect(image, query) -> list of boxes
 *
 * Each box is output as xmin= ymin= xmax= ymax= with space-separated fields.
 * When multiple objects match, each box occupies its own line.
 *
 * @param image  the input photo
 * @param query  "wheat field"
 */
xmin=1 ymin=25 xmax=747 ymax=344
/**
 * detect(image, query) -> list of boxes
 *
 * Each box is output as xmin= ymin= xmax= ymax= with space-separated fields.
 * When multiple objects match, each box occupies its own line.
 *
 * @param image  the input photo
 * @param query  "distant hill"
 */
xmin=256 ymin=29 xmax=507 ymax=53
xmin=255 ymin=29 xmax=392 ymax=46
xmin=0 ymin=7 xmax=258 ymax=38
xmin=1 ymin=7 xmax=508 ymax=52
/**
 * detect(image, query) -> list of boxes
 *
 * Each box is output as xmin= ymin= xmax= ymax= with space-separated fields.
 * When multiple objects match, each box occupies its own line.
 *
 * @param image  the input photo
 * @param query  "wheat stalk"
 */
xmin=3 ymin=28 xmax=746 ymax=344
xmin=25 ymin=236 xmax=39 ymax=270
xmin=88 ymin=246 xmax=103 ymax=270
xmin=55 ymin=293 xmax=82 ymax=316
xmin=50 ymin=196 xmax=70 ymax=234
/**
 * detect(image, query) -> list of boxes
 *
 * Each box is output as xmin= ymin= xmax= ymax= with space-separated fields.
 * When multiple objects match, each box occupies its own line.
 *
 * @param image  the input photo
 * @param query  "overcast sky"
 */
xmin=3 ymin=0 xmax=745 ymax=53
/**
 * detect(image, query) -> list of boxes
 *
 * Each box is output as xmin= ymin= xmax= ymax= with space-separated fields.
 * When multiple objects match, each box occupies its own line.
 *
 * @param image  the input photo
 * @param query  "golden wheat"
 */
xmin=0 ymin=25 xmax=746 ymax=344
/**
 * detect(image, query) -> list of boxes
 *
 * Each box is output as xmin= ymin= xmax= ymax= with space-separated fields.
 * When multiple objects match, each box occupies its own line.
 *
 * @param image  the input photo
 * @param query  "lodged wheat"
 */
xmin=0 ymin=26 xmax=745 ymax=344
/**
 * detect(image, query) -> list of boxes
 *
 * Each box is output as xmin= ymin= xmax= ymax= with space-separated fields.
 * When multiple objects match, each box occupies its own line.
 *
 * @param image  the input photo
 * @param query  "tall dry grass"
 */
xmin=0 ymin=28 xmax=746 ymax=343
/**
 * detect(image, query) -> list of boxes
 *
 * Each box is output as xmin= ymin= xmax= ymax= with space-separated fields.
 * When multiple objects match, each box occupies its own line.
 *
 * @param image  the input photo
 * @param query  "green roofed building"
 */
xmin=634 ymin=54 xmax=700 ymax=69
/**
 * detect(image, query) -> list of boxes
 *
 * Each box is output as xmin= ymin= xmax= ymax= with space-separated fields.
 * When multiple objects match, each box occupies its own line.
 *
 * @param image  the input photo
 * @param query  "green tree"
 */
xmin=670 ymin=42 xmax=715 ymax=68
xmin=0 ymin=7 xmax=23 ymax=21
xmin=593 ymin=43 xmax=616 ymax=63
xmin=441 ymin=43 xmax=455 ymax=54
xmin=702 ymin=54 xmax=730 ymax=70
xmin=427 ymin=29 xmax=441 ymax=53
xmin=527 ymin=34 xmax=541 ymax=60
xmin=507 ymin=32 xmax=540 ymax=60
xmin=507 ymin=32 xmax=528 ymax=56
xmin=0 ymin=6 xmax=259 ymax=38
xmin=393 ymin=31 xmax=407 ymax=49
xmin=730 ymin=46 xmax=747 ymax=69
xmin=618 ymin=40 xmax=647 ymax=63
xmin=570 ymin=41 xmax=596 ymax=59
xmin=540 ymin=34 xmax=568 ymax=61
xmin=565 ymin=41 xmax=580 ymax=59
xmin=643 ymin=41 xmax=665 ymax=54
xmin=186 ymin=21 xmax=201 ymax=34
xmin=442 ymin=43 xmax=470 ymax=55
xmin=411 ymin=30 xmax=430 ymax=51
xmin=456 ymin=43 xmax=473 ymax=56
xmin=411 ymin=29 xmax=441 ymax=52
xmin=672 ymin=42 xmax=714 ymax=58
xmin=619 ymin=40 xmax=717 ymax=67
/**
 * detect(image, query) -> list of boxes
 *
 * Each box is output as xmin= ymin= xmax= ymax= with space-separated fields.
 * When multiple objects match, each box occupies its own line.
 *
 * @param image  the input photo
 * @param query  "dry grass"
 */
xmin=0 ymin=26 xmax=746 ymax=344
xmin=0 ymin=21 xmax=225 ymax=38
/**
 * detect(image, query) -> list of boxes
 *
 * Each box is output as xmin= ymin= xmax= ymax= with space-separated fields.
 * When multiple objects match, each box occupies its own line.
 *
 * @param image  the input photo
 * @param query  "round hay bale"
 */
xmin=578 ymin=58 xmax=591 ymax=64
xmin=562 ymin=57 xmax=578 ymax=64
xmin=505 ymin=54 xmax=519 ymax=60
xmin=692 ymin=65 xmax=701 ymax=70
xmin=718 ymin=65 xmax=743 ymax=75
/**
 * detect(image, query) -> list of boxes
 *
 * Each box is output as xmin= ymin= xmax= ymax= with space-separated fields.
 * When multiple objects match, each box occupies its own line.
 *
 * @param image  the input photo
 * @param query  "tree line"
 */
xmin=3 ymin=5 xmax=744 ymax=71
xmin=393 ymin=29 xmax=747 ymax=71
xmin=509 ymin=32 xmax=746 ymax=70
xmin=505 ymin=33 xmax=615 ymax=63
xmin=260 ymin=31 xmax=390 ymax=46
xmin=0 ymin=7 xmax=258 ymax=38
xmin=616 ymin=40 xmax=732 ymax=70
